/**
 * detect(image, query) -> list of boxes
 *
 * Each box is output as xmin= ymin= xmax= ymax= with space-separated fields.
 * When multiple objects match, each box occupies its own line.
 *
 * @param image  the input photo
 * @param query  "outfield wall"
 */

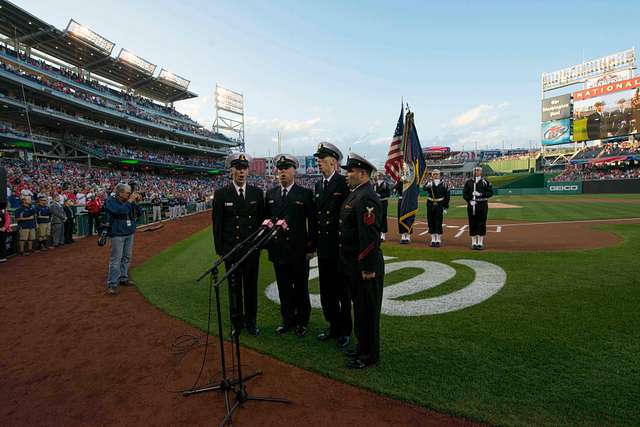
xmin=454 ymin=180 xmax=639 ymax=195
xmin=583 ymin=179 xmax=640 ymax=194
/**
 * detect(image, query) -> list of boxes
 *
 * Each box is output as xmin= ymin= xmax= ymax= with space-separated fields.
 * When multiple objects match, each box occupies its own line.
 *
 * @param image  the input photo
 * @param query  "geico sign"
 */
xmin=265 ymin=257 xmax=507 ymax=316
xmin=549 ymin=185 xmax=578 ymax=191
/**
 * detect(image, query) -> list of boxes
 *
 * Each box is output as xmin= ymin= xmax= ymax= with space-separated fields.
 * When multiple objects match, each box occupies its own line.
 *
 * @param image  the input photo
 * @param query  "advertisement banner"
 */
xmin=541 ymin=94 xmax=572 ymax=121
xmin=573 ymin=76 xmax=640 ymax=101
xmin=541 ymin=119 xmax=572 ymax=145
xmin=545 ymin=181 xmax=582 ymax=194
xmin=585 ymin=69 xmax=632 ymax=89
xmin=573 ymin=83 xmax=640 ymax=141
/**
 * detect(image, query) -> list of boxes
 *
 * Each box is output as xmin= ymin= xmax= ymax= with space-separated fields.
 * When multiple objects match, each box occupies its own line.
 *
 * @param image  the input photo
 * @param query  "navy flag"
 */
xmin=398 ymin=111 xmax=427 ymax=235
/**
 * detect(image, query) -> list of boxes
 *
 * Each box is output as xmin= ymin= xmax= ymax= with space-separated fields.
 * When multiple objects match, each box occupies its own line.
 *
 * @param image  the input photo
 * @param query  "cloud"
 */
xmin=426 ymin=101 xmax=537 ymax=150
xmin=245 ymin=116 xmax=322 ymax=136
xmin=450 ymin=103 xmax=509 ymax=129
xmin=173 ymin=95 xmax=215 ymax=129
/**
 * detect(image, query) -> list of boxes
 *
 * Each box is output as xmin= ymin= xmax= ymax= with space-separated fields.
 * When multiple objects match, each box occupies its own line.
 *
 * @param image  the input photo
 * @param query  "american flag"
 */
xmin=384 ymin=104 xmax=404 ymax=182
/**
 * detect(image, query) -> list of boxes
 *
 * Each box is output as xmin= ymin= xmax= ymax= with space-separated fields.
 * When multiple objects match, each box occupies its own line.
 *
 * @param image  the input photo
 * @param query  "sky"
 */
xmin=16 ymin=0 xmax=640 ymax=166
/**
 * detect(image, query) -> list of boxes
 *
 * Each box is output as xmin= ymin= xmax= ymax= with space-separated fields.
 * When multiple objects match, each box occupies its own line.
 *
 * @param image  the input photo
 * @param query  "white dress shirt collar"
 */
xmin=232 ymin=181 xmax=246 ymax=196
xmin=281 ymin=182 xmax=294 ymax=194
xmin=323 ymin=170 xmax=335 ymax=185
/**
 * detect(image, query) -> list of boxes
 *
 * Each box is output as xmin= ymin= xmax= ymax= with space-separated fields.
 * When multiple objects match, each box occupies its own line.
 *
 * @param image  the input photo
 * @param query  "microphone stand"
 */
xmin=185 ymin=226 xmax=291 ymax=427
xmin=218 ymin=226 xmax=292 ymax=427
xmin=183 ymin=225 xmax=270 ymax=413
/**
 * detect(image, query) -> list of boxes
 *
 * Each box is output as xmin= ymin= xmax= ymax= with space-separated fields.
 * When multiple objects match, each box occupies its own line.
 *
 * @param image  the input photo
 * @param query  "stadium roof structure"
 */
xmin=0 ymin=0 xmax=197 ymax=103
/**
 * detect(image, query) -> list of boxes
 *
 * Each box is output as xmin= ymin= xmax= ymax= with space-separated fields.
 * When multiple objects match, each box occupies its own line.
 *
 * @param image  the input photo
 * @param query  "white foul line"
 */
xmin=454 ymin=225 xmax=468 ymax=238
xmin=498 ymin=217 xmax=640 ymax=227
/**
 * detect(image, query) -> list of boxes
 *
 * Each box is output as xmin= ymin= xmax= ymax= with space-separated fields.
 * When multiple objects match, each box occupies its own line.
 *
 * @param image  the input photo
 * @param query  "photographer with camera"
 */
xmin=104 ymin=183 xmax=141 ymax=296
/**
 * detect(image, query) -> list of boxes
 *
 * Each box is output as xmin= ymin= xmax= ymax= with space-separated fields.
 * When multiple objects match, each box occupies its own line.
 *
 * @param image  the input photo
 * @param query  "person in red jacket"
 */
xmin=0 ymin=201 xmax=12 ymax=262
xmin=86 ymin=195 xmax=102 ymax=236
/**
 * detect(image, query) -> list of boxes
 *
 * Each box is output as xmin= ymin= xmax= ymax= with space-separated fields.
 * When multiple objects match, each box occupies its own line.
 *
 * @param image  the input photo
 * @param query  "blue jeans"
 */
xmin=107 ymin=234 xmax=135 ymax=289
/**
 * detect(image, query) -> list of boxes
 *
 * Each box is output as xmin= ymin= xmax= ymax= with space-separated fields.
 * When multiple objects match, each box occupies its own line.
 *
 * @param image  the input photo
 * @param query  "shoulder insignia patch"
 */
xmin=363 ymin=206 xmax=375 ymax=225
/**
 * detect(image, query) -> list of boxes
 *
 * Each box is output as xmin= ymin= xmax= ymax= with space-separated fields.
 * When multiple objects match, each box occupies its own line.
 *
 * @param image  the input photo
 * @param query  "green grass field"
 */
xmin=133 ymin=195 xmax=640 ymax=426
xmin=390 ymin=193 xmax=640 ymax=222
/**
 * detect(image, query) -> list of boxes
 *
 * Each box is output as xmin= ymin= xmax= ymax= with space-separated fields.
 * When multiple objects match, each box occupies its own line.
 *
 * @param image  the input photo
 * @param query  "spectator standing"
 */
xmin=86 ymin=195 xmax=102 ymax=235
xmin=35 ymin=195 xmax=52 ymax=251
xmin=104 ymin=183 xmax=141 ymax=295
xmin=0 ymin=201 xmax=11 ymax=262
xmin=151 ymin=193 xmax=162 ymax=222
xmin=15 ymin=196 xmax=36 ymax=255
xmin=63 ymin=199 xmax=76 ymax=244
xmin=50 ymin=195 xmax=65 ymax=247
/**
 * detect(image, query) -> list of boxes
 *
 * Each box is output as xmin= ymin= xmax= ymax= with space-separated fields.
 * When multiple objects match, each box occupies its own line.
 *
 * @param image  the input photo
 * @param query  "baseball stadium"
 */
xmin=1 ymin=1 xmax=639 ymax=426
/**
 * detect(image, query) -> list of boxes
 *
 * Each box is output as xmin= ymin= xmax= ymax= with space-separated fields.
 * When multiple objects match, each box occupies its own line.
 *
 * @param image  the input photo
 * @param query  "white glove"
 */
xmin=470 ymin=201 xmax=476 ymax=207
xmin=472 ymin=191 xmax=481 ymax=197
xmin=443 ymin=209 xmax=448 ymax=215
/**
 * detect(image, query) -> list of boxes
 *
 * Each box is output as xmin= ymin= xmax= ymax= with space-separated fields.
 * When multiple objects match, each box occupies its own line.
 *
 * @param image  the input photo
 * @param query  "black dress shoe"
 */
xmin=344 ymin=349 xmax=359 ymax=358
xmin=337 ymin=336 xmax=350 ymax=348
xmin=295 ymin=325 xmax=308 ymax=337
xmin=246 ymin=325 xmax=261 ymax=336
xmin=275 ymin=325 xmax=289 ymax=335
xmin=472 ymin=244 xmax=478 ymax=250
xmin=316 ymin=329 xmax=335 ymax=341
xmin=346 ymin=358 xmax=369 ymax=369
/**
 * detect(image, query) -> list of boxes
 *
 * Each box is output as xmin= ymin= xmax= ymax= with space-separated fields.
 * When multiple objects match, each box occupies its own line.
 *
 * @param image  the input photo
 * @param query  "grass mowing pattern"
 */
xmin=390 ymin=194 xmax=640 ymax=222
xmin=133 ymin=197 xmax=640 ymax=426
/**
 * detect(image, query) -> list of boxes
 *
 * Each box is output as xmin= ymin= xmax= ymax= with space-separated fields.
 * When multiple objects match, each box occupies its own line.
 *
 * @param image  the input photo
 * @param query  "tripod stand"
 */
xmin=186 ymin=225 xmax=291 ymax=426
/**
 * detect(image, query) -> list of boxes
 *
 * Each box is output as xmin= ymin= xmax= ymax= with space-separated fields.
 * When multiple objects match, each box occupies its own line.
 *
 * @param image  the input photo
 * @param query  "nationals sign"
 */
xmin=573 ymin=76 xmax=640 ymax=101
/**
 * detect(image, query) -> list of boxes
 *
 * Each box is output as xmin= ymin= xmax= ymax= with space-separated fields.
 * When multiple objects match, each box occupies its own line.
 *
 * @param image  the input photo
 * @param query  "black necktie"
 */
xmin=238 ymin=188 xmax=244 ymax=200
xmin=323 ymin=180 xmax=328 ymax=191
xmin=282 ymin=188 xmax=288 ymax=201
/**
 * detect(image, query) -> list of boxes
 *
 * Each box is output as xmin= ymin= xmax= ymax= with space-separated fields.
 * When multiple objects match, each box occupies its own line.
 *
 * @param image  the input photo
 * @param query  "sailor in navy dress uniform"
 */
xmin=462 ymin=166 xmax=493 ymax=250
xmin=339 ymin=153 xmax=384 ymax=369
xmin=393 ymin=180 xmax=409 ymax=242
xmin=373 ymin=172 xmax=391 ymax=241
xmin=313 ymin=142 xmax=351 ymax=348
xmin=265 ymin=154 xmax=318 ymax=337
xmin=212 ymin=153 xmax=265 ymax=336
xmin=422 ymin=169 xmax=450 ymax=247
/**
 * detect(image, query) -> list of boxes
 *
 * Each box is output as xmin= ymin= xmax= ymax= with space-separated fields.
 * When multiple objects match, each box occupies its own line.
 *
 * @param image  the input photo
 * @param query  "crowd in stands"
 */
xmin=571 ymin=141 xmax=640 ymax=162
xmin=0 ymin=45 xmax=233 ymax=142
xmin=0 ymin=90 xmax=228 ymax=153
xmin=551 ymin=164 xmax=640 ymax=182
xmin=75 ymin=140 xmax=224 ymax=168
xmin=1 ymin=158 xmax=220 ymax=209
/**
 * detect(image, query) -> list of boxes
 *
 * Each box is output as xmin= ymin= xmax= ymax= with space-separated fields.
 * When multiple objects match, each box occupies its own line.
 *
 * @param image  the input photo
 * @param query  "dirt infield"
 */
xmin=387 ymin=217 xmax=640 ymax=251
xmin=0 ymin=213 xmax=478 ymax=427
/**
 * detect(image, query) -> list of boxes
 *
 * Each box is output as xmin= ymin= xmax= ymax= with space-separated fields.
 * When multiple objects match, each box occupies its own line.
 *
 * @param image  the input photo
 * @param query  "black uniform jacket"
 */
xmin=422 ymin=180 xmax=450 ymax=209
xmin=212 ymin=184 xmax=265 ymax=257
xmin=314 ymin=173 xmax=348 ymax=259
xmin=339 ymin=182 xmax=383 ymax=276
xmin=265 ymin=184 xmax=317 ymax=264
xmin=373 ymin=180 xmax=391 ymax=200
xmin=462 ymin=178 xmax=493 ymax=203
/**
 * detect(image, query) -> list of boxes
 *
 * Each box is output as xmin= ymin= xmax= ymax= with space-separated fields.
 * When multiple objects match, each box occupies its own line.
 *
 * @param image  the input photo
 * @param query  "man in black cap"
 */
xmin=373 ymin=172 xmax=391 ymax=241
xmin=339 ymin=153 xmax=384 ymax=369
xmin=587 ymin=101 xmax=608 ymax=140
xmin=265 ymin=153 xmax=317 ymax=337
xmin=609 ymin=98 xmax=632 ymax=136
xmin=462 ymin=166 xmax=493 ymax=250
xmin=213 ymin=153 xmax=265 ymax=336
xmin=313 ymin=142 xmax=351 ymax=348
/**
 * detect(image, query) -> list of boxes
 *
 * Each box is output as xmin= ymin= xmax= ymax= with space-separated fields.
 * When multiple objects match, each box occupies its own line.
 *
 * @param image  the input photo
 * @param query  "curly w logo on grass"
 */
xmin=265 ymin=257 xmax=507 ymax=316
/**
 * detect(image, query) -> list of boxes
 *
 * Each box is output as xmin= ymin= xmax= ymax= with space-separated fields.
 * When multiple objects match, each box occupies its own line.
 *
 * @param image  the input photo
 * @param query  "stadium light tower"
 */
xmin=213 ymin=84 xmax=245 ymax=151
xmin=65 ymin=19 xmax=114 ymax=55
